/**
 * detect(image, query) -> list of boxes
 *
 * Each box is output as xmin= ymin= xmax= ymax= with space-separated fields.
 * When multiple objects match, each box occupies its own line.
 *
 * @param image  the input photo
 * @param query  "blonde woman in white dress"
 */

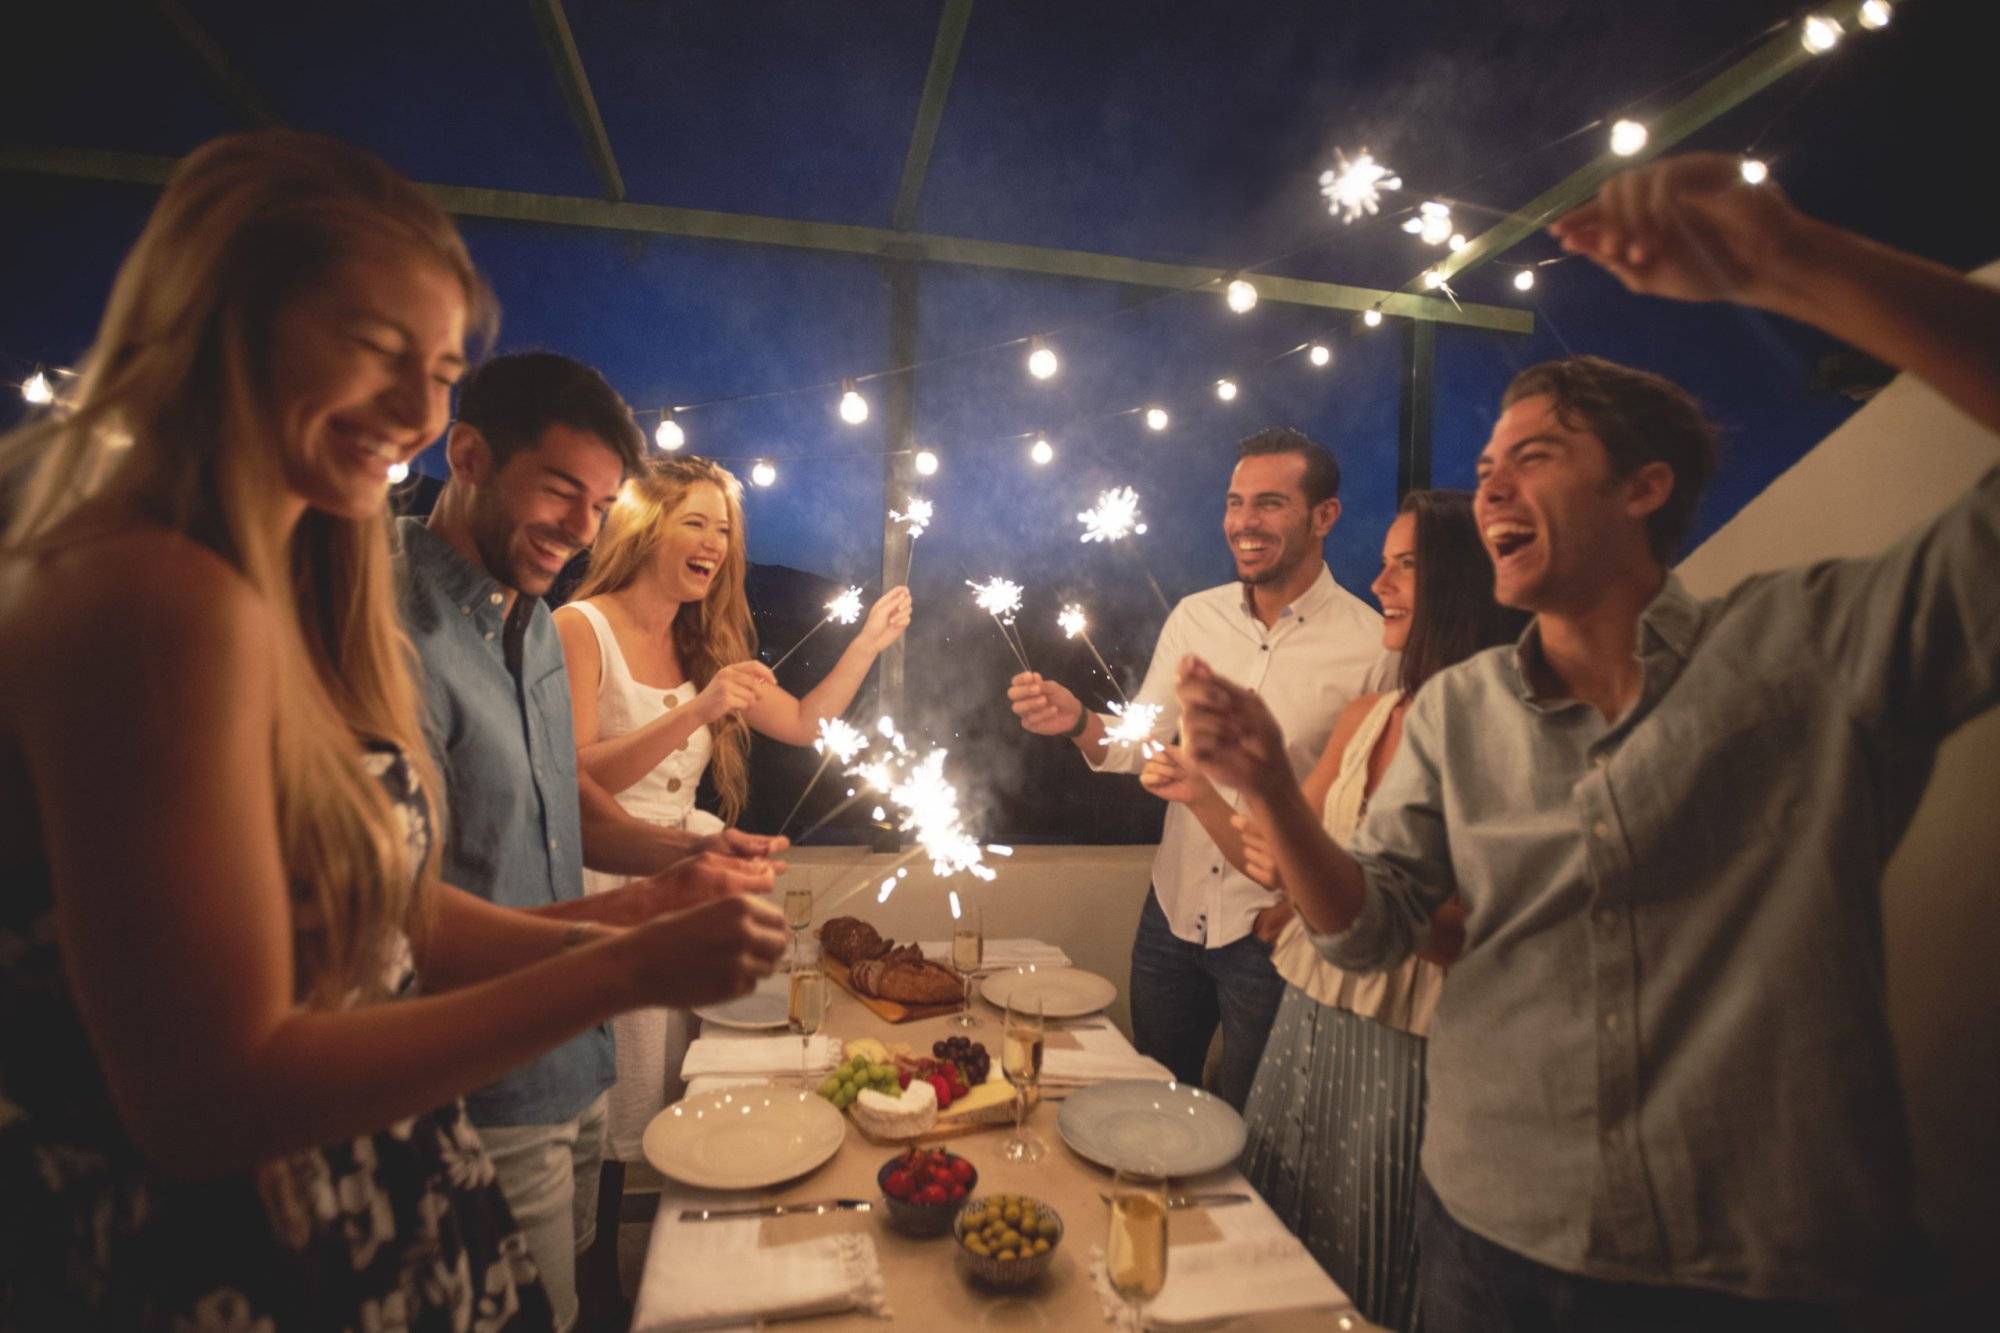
xmin=553 ymin=455 xmax=911 ymax=1164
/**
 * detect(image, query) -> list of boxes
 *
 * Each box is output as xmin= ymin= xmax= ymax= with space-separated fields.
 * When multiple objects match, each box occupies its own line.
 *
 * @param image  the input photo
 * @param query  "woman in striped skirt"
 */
xmin=1142 ymin=489 xmax=1524 ymax=1329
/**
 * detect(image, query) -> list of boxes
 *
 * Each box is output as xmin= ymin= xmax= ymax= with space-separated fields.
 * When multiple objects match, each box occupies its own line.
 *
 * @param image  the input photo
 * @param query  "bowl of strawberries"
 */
xmin=877 ymin=1147 xmax=978 ymax=1237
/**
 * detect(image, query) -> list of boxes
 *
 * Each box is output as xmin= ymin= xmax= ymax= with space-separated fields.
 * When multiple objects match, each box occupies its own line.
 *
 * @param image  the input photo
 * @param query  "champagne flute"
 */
xmin=950 ymin=905 xmax=983 ymax=1028
xmin=788 ymin=967 xmax=827 ymax=1088
xmin=783 ymin=886 xmax=814 ymax=969
xmin=1106 ymin=1165 xmax=1169 ymax=1328
xmin=1000 ymin=989 xmax=1045 ymax=1163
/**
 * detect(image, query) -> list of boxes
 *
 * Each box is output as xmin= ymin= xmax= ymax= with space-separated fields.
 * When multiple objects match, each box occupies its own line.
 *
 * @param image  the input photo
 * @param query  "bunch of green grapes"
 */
xmin=816 ymin=1053 xmax=901 ymax=1109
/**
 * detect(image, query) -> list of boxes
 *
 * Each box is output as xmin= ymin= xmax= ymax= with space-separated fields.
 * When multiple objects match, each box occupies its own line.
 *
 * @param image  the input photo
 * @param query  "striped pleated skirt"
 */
xmin=1238 ymin=984 xmax=1429 ymax=1331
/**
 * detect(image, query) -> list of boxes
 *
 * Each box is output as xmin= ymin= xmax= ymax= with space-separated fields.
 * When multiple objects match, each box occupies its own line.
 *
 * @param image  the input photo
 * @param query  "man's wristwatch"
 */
xmin=1063 ymin=706 xmax=1092 ymax=739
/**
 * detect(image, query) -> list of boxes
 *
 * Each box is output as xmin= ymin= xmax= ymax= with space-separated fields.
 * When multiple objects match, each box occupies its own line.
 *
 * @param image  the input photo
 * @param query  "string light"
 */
xmin=1740 ymin=157 xmax=1770 ymax=185
xmin=1030 ymin=435 xmax=1054 ymax=465
xmin=1318 ymin=147 xmax=1401 ymax=223
xmin=1363 ymin=308 xmax=1384 ymax=328
xmin=654 ymin=412 xmax=685 ymax=451
xmin=1610 ymin=119 xmax=1649 ymax=156
xmin=914 ymin=449 xmax=939 ymax=476
xmin=1857 ymin=1 xmax=1891 ymax=30
xmin=838 ymin=379 xmax=869 ymax=424
xmin=1308 ymin=342 xmax=1331 ymax=367
xmin=1422 ymin=268 xmax=1445 ymax=290
xmin=1514 ymin=268 xmax=1536 ymax=292
xmin=751 ymin=460 xmax=777 ymax=487
xmin=1215 ymin=377 xmax=1238 ymax=402
xmin=1801 ymin=15 xmax=1842 ymax=53
xmin=1225 ymin=278 xmax=1259 ymax=313
xmin=1027 ymin=336 xmax=1059 ymax=380
xmin=1448 ymin=233 xmax=1467 ymax=252
xmin=1402 ymin=201 xmax=1454 ymax=246
xmin=1144 ymin=407 xmax=1169 ymax=432
xmin=21 ymin=370 xmax=53 ymax=405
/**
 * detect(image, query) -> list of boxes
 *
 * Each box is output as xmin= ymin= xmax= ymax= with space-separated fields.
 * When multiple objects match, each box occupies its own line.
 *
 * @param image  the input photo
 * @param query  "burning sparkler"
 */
xmin=817 ymin=741 xmax=996 ymax=913
xmin=890 ymin=497 xmax=933 ymax=540
xmin=1103 ymin=700 xmax=1166 ymax=759
xmin=1318 ymin=148 xmax=1403 ymax=224
xmin=773 ymin=715 xmax=874 ymax=840
xmin=967 ymin=576 xmax=1032 ymax=673
xmin=768 ymin=585 xmax=868 ymax=672
xmin=1077 ymin=486 xmax=1147 ymax=544
xmin=1403 ymin=200 xmax=1455 ymax=246
xmin=1058 ymin=602 xmax=1128 ymax=703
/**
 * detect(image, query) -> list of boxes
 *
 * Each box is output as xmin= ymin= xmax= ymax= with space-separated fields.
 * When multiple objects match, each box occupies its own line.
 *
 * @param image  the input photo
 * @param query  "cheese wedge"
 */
xmin=852 ymin=1078 xmax=939 ymax=1139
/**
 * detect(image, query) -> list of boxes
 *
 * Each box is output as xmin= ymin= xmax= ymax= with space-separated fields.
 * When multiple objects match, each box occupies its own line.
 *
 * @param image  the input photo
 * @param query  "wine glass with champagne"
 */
xmin=1106 ymin=1164 xmax=1169 ymax=1328
xmin=949 ymin=904 xmax=983 ymax=1028
xmin=783 ymin=885 xmax=814 ymax=969
xmin=1000 ymin=988 xmax=1045 ymax=1163
xmin=788 ymin=967 xmax=827 ymax=1088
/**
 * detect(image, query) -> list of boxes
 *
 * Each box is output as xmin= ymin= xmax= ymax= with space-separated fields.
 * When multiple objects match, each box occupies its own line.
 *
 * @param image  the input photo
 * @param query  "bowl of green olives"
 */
xmin=953 ymin=1194 xmax=1063 ymax=1288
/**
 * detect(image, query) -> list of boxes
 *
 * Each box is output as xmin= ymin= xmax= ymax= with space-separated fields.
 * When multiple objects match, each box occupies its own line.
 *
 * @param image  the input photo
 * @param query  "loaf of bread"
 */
xmin=851 ymin=943 xmax=964 ymax=1005
xmin=818 ymin=915 xmax=892 ymax=965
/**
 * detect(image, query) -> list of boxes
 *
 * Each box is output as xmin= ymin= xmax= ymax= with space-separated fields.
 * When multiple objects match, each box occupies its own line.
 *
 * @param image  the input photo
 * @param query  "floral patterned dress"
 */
xmin=0 ymin=745 xmax=555 ymax=1331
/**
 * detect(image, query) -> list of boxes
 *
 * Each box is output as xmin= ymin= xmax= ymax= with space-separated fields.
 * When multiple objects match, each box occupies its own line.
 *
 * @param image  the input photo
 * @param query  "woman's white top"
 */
xmin=1266 ymin=691 xmax=1445 ymax=1037
xmin=571 ymin=598 xmax=724 ymax=1160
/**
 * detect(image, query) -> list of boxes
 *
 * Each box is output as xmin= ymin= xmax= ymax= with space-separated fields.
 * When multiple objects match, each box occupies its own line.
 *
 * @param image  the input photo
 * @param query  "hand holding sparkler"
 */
xmin=1006 ymin=671 xmax=1091 ymax=741
xmin=693 ymin=660 xmax=775 ymax=726
xmin=853 ymin=585 xmax=913 ymax=655
xmin=1173 ymin=654 xmax=1292 ymax=803
xmin=1138 ymin=742 xmax=1210 ymax=806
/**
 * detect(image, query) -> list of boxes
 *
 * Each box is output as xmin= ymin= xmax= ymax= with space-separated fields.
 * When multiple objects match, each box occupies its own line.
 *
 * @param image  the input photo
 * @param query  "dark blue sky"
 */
xmin=0 ymin=1 xmax=1984 ymax=836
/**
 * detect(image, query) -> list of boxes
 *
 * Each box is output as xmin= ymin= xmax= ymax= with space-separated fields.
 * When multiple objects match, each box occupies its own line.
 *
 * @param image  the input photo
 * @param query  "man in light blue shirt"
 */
xmin=1178 ymin=157 xmax=2000 ymax=1327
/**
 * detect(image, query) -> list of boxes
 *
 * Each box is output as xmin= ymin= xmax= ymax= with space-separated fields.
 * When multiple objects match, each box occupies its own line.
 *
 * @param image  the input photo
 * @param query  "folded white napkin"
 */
xmin=1042 ymin=1024 xmax=1173 ymax=1086
xmin=634 ymin=1216 xmax=888 ymax=1331
xmin=680 ymin=1034 xmax=841 ymax=1081
xmin=917 ymin=937 xmax=1072 ymax=970
xmin=1089 ymin=1233 xmax=1349 ymax=1328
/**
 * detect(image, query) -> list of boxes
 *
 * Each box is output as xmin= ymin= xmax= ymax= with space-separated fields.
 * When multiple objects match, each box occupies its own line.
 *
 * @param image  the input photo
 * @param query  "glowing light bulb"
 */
xmin=1225 ymin=278 xmax=1259 ymax=313
xmin=1363 ymin=308 xmax=1383 ymax=328
xmin=914 ymin=449 xmax=938 ymax=476
xmin=1144 ymin=407 xmax=1169 ymax=432
xmin=750 ymin=460 xmax=776 ymax=487
xmin=387 ymin=460 xmax=410 ymax=485
xmin=1514 ymin=268 xmax=1536 ymax=292
xmin=1422 ymin=268 xmax=1445 ymax=290
xmin=838 ymin=379 xmax=870 ymax=425
xmin=1801 ymin=15 xmax=1841 ymax=52
xmin=1308 ymin=342 xmax=1331 ymax=367
xmin=21 ymin=371 xmax=53 ymax=405
xmin=1448 ymin=233 xmax=1467 ymax=252
xmin=1610 ymin=120 xmax=1649 ymax=156
xmin=654 ymin=415 xmax=685 ymax=451
xmin=1027 ymin=337 xmax=1059 ymax=380
xmin=1857 ymin=1 xmax=1891 ymax=30
xmin=1740 ymin=157 xmax=1769 ymax=185
xmin=1215 ymin=378 xmax=1238 ymax=402
xmin=1030 ymin=436 xmax=1054 ymax=465
xmin=1402 ymin=200 xmax=1454 ymax=246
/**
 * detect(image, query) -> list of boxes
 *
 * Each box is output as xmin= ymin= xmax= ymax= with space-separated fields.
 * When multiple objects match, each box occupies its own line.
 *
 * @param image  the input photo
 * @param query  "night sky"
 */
xmin=1 ymin=1 xmax=1986 ymax=837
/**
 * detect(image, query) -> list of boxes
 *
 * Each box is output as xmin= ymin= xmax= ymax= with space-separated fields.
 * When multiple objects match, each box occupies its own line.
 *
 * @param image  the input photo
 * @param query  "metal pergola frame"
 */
xmin=3 ymin=0 xmax=1875 ymax=721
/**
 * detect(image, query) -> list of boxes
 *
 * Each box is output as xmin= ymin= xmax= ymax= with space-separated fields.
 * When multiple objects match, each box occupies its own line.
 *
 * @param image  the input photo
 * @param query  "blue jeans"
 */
xmin=477 ymin=1093 xmax=609 ymax=1333
xmin=1127 ymin=888 xmax=1286 ymax=1111
xmin=1415 ymin=1174 xmax=1844 ymax=1333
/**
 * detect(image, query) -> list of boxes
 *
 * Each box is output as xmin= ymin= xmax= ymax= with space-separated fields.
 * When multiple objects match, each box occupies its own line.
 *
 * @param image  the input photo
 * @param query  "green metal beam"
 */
xmin=1418 ymin=1 xmax=1879 ymax=295
xmin=891 ymin=0 xmax=974 ymax=231
xmin=145 ymin=0 xmax=282 ymax=128
xmin=0 ymin=143 xmax=1531 ymax=333
xmin=528 ymin=0 xmax=625 ymax=202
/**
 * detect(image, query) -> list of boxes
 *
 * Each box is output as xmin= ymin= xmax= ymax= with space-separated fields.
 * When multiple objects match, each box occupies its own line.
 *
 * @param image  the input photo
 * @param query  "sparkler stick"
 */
xmin=966 ymin=577 xmax=1032 ymax=674
xmin=773 ymin=717 xmax=872 ymax=841
xmin=1058 ymin=603 xmax=1128 ymax=704
xmin=814 ymin=843 xmax=931 ymax=915
xmin=767 ymin=586 xmax=865 ymax=673
xmin=1075 ymin=486 xmax=1171 ymax=615
xmin=890 ymin=497 xmax=932 ymax=587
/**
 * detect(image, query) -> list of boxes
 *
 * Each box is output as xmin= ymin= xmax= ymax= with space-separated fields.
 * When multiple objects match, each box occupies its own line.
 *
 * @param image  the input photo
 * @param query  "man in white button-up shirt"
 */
xmin=1009 ymin=429 xmax=1392 ymax=1107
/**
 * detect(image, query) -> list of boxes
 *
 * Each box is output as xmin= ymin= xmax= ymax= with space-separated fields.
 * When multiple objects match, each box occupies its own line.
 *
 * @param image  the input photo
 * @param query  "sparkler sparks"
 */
xmin=966 ymin=577 xmax=1024 ymax=625
xmin=813 ymin=717 xmax=869 ymax=765
xmin=824 ymin=586 xmax=863 ymax=625
xmin=1102 ymin=701 xmax=1166 ymax=758
xmin=889 ymin=497 xmax=934 ymax=539
xmin=1058 ymin=604 xmax=1088 ymax=639
xmin=1402 ymin=200 xmax=1455 ymax=246
xmin=1078 ymin=486 xmax=1145 ymax=544
xmin=1318 ymin=148 xmax=1403 ymax=224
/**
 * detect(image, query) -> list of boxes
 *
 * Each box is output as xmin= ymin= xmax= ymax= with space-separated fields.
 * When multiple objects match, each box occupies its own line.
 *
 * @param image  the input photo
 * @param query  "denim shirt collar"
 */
xmin=397 ymin=517 xmax=513 ymax=634
xmin=1505 ymin=573 xmax=1700 ymax=710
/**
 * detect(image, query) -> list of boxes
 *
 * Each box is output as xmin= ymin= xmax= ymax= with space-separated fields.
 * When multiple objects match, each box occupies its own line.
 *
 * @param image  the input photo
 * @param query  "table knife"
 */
xmin=1170 ymin=1191 xmax=1252 ymax=1209
xmin=676 ymin=1198 xmax=873 ymax=1222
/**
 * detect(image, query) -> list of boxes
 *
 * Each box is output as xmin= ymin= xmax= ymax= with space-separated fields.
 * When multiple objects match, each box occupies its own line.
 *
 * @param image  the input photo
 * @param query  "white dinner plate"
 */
xmin=979 ymin=965 xmax=1118 ymax=1019
xmin=1056 ymin=1079 xmax=1247 ymax=1177
xmin=643 ymin=1086 xmax=847 ymax=1191
xmin=693 ymin=974 xmax=789 ymax=1030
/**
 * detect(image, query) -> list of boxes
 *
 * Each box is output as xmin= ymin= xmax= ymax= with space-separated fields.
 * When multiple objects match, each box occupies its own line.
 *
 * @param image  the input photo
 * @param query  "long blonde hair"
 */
xmin=573 ymin=456 xmax=756 ymax=820
xmin=0 ymin=130 xmax=496 ymax=1007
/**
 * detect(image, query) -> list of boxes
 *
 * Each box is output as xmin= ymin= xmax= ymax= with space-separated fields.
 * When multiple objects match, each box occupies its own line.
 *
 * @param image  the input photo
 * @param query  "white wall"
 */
xmin=1677 ymin=275 xmax=2000 ymax=1298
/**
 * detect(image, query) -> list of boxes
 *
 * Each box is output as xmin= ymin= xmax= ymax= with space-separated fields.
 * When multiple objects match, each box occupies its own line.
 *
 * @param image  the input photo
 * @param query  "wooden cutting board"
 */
xmin=820 ymin=956 xmax=966 ymax=1024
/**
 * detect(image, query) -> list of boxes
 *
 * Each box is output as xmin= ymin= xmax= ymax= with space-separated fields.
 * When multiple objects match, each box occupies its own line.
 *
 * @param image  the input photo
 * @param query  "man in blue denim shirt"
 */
xmin=398 ymin=352 xmax=781 ymax=1331
xmin=1178 ymin=156 xmax=2000 ymax=1328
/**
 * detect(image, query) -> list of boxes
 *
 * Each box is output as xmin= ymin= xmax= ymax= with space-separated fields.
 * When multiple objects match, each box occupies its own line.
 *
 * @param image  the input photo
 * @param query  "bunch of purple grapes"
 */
xmin=933 ymin=1034 xmax=991 ymax=1083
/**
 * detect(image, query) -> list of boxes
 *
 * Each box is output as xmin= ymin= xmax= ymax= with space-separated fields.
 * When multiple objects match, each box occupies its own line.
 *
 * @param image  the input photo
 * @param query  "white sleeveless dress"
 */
xmin=570 ymin=599 xmax=723 ymax=1162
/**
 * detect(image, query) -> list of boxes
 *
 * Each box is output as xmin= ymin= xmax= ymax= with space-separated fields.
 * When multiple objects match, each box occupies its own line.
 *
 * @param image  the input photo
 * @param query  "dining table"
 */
xmin=632 ymin=942 xmax=1380 ymax=1331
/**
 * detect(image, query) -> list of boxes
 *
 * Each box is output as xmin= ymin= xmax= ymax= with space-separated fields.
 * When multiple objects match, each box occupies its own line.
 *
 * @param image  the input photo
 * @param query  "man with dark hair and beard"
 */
xmin=1008 ymin=428 xmax=1392 ymax=1109
xmin=397 ymin=351 xmax=786 ymax=1331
